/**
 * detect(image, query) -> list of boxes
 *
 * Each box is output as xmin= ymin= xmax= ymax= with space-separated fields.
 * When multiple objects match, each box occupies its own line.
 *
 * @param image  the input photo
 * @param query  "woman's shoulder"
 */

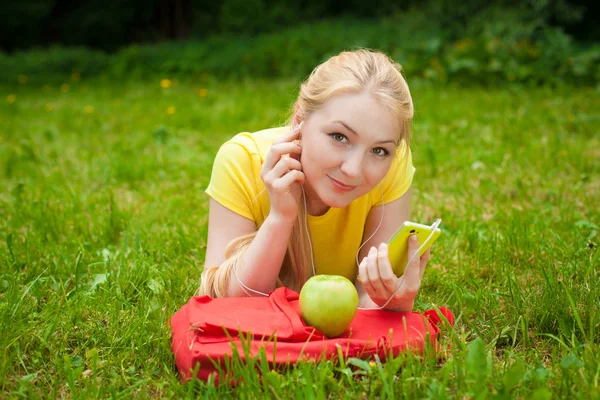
xmin=223 ymin=126 xmax=289 ymax=160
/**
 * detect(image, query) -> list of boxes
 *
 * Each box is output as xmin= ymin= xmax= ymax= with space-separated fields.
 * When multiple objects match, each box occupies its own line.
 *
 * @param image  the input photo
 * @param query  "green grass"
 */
xmin=1 ymin=75 xmax=599 ymax=398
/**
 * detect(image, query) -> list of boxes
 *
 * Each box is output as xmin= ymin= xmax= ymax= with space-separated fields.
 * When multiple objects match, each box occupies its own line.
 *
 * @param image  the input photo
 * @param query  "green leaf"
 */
xmin=465 ymin=338 xmax=489 ymax=396
xmin=20 ymin=373 xmax=38 ymax=382
xmin=153 ymin=125 xmax=169 ymax=144
xmin=346 ymin=357 xmax=372 ymax=372
xmin=426 ymin=378 xmax=449 ymax=400
xmin=88 ymin=273 xmax=108 ymax=292
xmin=70 ymin=355 xmax=84 ymax=368
xmin=560 ymin=354 xmax=584 ymax=369
xmin=466 ymin=338 xmax=488 ymax=378
xmin=147 ymin=278 xmax=164 ymax=295
xmin=533 ymin=364 xmax=552 ymax=383
xmin=531 ymin=387 xmax=553 ymax=400
xmin=591 ymin=244 xmax=600 ymax=266
xmin=575 ymin=220 xmax=600 ymax=230
xmin=502 ymin=360 xmax=526 ymax=391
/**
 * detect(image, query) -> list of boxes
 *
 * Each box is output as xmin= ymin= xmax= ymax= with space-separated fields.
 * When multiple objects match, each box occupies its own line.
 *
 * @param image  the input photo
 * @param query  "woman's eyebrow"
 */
xmin=333 ymin=120 xmax=358 ymax=135
xmin=332 ymin=120 xmax=396 ymax=145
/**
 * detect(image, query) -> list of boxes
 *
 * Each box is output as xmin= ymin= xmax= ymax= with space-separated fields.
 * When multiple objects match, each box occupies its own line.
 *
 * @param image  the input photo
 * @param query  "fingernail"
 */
xmin=369 ymin=246 xmax=376 ymax=254
xmin=410 ymin=234 xmax=418 ymax=243
xmin=379 ymin=242 xmax=387 ymax=251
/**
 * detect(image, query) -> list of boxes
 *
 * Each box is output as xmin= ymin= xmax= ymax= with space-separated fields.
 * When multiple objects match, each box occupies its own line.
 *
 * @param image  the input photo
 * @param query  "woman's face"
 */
xmin=298 ymin=91 xmax=400 ymax=214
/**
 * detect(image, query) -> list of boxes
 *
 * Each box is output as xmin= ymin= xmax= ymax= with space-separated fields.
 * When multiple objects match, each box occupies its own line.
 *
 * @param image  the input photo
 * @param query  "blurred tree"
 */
xmin=159 ymin=0 xmax=192 ymax=39
xmin=555 ymin=0 xmax=599 ymax=42
xmin=0 ymin=0 xmax=52 ymax=50
xmin=45 ymin=0 xmax=139 ymax=50
xmin=0 ymin=0 xmax=595 ymax=52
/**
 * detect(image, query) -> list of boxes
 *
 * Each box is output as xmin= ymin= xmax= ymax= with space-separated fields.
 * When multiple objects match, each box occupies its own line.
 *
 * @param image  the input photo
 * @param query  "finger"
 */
xmin=422 ymin=247 xmax=431 ymax=261
xmin=358 ymin=256 xmax=371 ymax=291
xmin=400 ymin=234 xmax=422 ymax=295
xmin=404 ymin=234 xmax=422 ymax=281
xmin=263 ymin=142 xmax=302 ymax=172
xmin=285 ymin=157 xmax=302 ymax=171
xmin=366 ymin=246 xmax=385 ymax=300
xmin=419 ymin=247 xmax=431 ymax=278
xmin=262 ymin=142 xmax=302 ymax=172
xmin=271 ymin=170 xmax=305 ymax=192
xmin=265 ymin=157 xmax=303 ymax=181
xmin=377 ymin=243 xmax=397 ymax=294
xmin=272 ymin=125 xmax=301 ymax=145
xmin=358 ymin=256 xmax=379 ymax=303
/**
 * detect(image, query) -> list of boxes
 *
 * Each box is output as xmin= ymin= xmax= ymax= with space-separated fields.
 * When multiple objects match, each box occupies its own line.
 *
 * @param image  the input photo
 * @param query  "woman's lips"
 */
xmin=327 ymin=175 xmax=357 ymax=192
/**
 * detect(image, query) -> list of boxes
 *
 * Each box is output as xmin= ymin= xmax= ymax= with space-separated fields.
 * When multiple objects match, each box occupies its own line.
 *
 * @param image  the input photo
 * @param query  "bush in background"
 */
xmin=2 ymin=0 xmax=597 ymax=52
xmin=1 ymin=11 xmax=598 ymax=87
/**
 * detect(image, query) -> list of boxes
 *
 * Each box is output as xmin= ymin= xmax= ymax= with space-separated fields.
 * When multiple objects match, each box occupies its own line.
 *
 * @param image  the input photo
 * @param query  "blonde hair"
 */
xmin=199 ymin=48 xmax=414 ymax=297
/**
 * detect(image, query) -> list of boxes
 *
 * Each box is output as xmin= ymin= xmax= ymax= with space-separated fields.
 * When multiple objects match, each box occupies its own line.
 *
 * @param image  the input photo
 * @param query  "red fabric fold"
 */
xmin=171 ymin=287 xmax=454 ymax=384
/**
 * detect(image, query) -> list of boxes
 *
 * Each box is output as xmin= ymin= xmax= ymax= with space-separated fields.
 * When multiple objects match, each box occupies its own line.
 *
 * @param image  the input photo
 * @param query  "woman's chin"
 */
xmin=305 ymin=179 xmax=363 ymax=210
xmin=317 ymin=191 xmax=355 ymax=209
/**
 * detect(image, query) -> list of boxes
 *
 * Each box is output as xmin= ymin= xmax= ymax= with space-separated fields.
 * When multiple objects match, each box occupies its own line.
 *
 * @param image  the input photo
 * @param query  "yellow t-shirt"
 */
xmin=205 ymin=126 xmax=415 ymax=282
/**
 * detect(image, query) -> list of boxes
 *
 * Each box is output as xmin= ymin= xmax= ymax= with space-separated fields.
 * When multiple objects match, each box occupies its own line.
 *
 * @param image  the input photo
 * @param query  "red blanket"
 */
xmin=171 ymin=287 xmax=454 ymax=384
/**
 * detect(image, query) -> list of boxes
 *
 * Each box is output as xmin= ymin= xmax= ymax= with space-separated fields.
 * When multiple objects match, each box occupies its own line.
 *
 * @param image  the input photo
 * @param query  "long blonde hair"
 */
xmin=198 ymin=48 xmax=414 ymax=297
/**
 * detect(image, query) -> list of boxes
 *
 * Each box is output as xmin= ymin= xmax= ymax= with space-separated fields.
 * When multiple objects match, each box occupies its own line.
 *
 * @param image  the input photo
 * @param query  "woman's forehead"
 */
xmin=313 ymin=92 xmax=400 ymax=141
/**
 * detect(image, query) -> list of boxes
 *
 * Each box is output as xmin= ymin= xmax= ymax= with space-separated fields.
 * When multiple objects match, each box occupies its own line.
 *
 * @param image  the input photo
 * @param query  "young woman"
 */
xmin=198 ymin=49 xmax=432 ymax=312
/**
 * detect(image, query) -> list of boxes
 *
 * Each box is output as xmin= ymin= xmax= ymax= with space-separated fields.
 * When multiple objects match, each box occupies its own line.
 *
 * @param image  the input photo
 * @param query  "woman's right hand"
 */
xmin=260 ymin=125 xmax=305 ymax=223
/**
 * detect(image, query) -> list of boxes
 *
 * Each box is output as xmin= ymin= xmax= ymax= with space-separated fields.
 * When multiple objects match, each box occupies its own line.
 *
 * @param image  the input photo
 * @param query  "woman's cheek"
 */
xmin=375 ymin=161 xmax=394 ymax=182
xmin=307 ymin=143 xmax=333 ymax=172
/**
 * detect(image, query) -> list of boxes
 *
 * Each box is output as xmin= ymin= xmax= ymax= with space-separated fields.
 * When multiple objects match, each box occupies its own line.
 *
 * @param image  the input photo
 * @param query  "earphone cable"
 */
xmin=232 ymin=120 xmax=437 ymax=303
xmin=354 ymin=183 xmax=385 ymax=271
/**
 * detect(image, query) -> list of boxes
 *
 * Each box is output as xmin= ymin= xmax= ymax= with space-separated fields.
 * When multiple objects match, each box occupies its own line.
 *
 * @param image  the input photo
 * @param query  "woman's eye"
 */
xmin=373 ymin=147 xmax=389 ymax=157
xmin=331 ymin=133 xmax=347 ymax=143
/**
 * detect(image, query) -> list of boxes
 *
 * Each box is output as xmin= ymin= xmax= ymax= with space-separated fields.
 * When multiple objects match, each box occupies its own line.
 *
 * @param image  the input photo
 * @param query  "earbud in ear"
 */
xmin=298 ymin=121 xmax=304 ymax=131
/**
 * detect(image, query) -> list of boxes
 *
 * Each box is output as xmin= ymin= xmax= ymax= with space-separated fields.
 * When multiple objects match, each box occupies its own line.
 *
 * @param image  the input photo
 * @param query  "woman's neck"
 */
xmin=302 ymin=184 xmax=330 ymax=217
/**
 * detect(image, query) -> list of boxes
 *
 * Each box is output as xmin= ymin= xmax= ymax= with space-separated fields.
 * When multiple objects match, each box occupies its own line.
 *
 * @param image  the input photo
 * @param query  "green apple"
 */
xmin=299 ymin=275 xmax=359 ymax=338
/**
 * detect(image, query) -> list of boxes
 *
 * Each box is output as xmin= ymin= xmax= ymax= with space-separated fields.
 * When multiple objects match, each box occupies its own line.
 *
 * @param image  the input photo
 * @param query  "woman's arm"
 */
xmin=204 ymin=198 xmax=295 ymax=297
xmin=203 ymin=125 xmax=305 ymax=297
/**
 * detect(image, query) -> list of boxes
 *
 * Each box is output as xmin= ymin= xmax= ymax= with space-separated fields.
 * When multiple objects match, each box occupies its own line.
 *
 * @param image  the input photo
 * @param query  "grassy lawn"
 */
xmin=1 ymin=76 xmax=598 ymax=398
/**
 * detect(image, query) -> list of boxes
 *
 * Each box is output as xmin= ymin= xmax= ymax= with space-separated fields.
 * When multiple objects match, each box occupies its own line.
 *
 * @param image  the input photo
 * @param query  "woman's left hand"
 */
xmin=358 ymin=234 xmax=431 ymax=312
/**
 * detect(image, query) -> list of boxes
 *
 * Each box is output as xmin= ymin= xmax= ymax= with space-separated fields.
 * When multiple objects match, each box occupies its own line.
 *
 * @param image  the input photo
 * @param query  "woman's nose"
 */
xmin=340 ymin=150 xmax=363 ymax=179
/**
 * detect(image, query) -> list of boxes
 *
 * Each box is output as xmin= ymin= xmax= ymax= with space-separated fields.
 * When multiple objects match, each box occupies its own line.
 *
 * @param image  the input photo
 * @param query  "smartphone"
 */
xmin=386 ymin=221 xmax=441 ymax=276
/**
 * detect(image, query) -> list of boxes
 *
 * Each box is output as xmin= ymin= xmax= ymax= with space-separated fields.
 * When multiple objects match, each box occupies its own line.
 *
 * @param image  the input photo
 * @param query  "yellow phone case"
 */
xmin=387 ymin=221 xmax=441 ymax=276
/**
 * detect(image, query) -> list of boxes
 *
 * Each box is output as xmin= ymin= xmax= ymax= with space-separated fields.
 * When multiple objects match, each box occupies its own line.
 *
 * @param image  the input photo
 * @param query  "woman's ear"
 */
xmin=292 ymin=103 xmax=303 ymax=130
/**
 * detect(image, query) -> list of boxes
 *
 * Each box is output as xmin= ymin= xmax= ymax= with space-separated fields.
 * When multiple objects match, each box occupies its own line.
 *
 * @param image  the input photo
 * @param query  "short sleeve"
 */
xmin=205 ymin=141 xmax=260 ymax=221
xmin=371 ymin=144 xmax=416 ymax=206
